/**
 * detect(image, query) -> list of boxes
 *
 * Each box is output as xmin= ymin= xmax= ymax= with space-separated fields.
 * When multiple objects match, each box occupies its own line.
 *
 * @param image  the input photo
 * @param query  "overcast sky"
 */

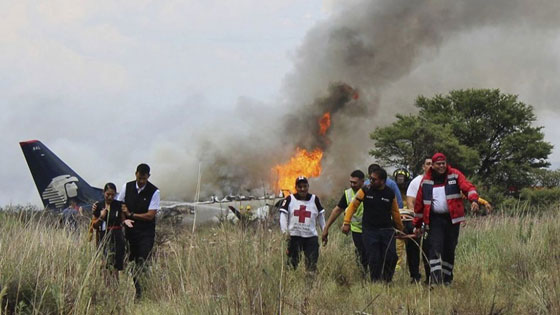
xmin=1 ymin=0 xmax=559 ymax=207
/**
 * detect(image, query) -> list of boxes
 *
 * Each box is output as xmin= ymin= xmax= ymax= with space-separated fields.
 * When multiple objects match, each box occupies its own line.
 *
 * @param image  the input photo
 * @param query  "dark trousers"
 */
xmin=287 ymin=236 xmax=319 ymax=271
xmin=99 ymin=229 xmax=126 ymax=270
xmin=352 ymin=231 xmax=368 ymax=273
xmin=427 ymin=213 xmax=460 ymax=285
xmin=362 ymin=228 xmax=397 ymax=282
xmin=403 ymin=221 xmax=430 ymax=281
xmin=126 ymin=229 xmax=155 ymax=298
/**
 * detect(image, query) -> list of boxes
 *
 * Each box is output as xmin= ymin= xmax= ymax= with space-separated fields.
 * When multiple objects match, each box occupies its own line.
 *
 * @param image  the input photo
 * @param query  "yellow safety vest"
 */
xmin=345 ymin=188 xmax=364 ymax=233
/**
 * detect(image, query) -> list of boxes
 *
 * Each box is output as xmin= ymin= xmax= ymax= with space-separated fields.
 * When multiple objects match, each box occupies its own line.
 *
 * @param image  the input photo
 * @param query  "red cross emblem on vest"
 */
xmin=294 ymin=205 xmax=311 ymax=223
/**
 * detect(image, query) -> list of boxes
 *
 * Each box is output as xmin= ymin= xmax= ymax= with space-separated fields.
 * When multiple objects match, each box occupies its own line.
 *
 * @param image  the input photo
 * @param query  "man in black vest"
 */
xmin=118 ymin=163 xmax=160 ymax=299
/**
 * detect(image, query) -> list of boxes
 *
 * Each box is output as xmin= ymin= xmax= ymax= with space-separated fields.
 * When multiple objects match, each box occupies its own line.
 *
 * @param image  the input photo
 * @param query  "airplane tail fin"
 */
xmin=19 ymin=140 xmax=103 ymax=209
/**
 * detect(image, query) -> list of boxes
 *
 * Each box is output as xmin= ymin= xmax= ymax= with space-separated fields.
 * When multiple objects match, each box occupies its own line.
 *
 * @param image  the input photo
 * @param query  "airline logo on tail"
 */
xmin=41 ymin=175 xmax=80 ymax=208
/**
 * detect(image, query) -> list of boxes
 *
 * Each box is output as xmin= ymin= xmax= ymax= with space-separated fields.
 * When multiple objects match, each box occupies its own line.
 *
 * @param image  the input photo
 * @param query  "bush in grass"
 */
xmin=519 ymin=187 xmax=560 ymax=207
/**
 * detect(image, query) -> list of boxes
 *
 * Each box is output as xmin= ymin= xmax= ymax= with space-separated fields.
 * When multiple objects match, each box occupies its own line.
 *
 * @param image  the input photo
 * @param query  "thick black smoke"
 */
xmin=282 ymin=83 xmax=361 ymax=151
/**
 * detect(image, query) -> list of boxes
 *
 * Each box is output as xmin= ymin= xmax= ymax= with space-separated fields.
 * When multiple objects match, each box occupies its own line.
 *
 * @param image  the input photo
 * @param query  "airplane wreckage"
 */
xmin=19 ymin=86 xmax=360 ymax=226
xmin=19 ymin=140 xmax=284 ymax=227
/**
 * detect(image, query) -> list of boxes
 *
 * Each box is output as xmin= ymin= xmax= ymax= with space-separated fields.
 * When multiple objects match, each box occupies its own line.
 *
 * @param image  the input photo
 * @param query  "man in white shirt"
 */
xmin=118 ymin=163 xmax=160 ymax=299
xmin=406 ymin=157 xmax=432 ymax=209
xmin=405 ymin=156 xmax=432 ymax=283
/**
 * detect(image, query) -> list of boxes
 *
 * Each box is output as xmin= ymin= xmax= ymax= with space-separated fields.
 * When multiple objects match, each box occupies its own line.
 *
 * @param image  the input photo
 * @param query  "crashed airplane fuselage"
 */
xmin=19 ymin=140 xmax=282 ymax=226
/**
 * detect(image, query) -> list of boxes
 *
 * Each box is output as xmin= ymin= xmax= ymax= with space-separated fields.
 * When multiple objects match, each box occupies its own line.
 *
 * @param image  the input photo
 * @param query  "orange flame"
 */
xmin=318 ymin=112 xmax=331 ymax=136
xmin=274 ymin=148 xmax=323 ymax=193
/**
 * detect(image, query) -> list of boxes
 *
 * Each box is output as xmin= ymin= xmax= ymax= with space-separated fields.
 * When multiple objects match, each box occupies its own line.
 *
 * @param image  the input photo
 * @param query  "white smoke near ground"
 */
xmin=153 ymin=0 xmax=560 ymax=200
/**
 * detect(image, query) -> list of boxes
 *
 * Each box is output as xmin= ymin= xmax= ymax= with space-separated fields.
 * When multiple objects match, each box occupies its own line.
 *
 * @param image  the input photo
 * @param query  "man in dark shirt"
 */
xmin=117 ymin=163 xmax=160 ymax=299
xmin=343 ymin=168 xmax=403 ymax=282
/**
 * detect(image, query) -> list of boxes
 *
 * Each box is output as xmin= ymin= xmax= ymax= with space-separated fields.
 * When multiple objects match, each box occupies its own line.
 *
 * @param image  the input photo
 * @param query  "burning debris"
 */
xmin=175 ymin=82 xmax=363 ymax=200
xmin=274 ymin=148 xmax=323 ymax=193
xmin=318 ymin=112 xmax=331 ymax=136
xmin=273 ymin=83 xmax=360 ymax=193
xmin=283 ymin=83 xmax=360 ymax=151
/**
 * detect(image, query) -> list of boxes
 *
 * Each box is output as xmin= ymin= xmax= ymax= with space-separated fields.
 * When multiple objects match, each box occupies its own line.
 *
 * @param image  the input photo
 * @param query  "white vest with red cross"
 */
xmin=286 ymin=194 xmax=320 ymax=238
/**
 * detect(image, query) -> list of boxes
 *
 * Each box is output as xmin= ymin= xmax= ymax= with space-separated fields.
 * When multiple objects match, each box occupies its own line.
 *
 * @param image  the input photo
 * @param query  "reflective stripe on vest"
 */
xmin=422 ymin=180 xmax=434 ymax=206
xmin=345 ymin=188 xmax=363 ymax=233
xmin=446 ymin=193 xmax=462 ymax=200
xmin=447 ymin=173 xmax=458 ymax=180
xmin=468 ymin=190 xmax=478 ymax=197
xmin=451 ymin=216 xmax=465 ymax=224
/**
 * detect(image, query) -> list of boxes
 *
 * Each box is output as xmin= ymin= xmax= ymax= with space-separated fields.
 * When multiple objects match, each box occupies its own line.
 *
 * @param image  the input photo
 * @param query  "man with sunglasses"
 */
xmin=365 ymin=164 xmax=404 ymax=209
xmin=342 ymin=167 xmax=404 ymax=282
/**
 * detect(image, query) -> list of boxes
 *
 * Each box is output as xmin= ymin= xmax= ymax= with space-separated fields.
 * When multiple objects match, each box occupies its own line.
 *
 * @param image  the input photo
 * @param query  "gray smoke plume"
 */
xmin=281 ymin=83 xmax=361 ymax=150
xmin=157 ymin=0 xmax=560 ymax=200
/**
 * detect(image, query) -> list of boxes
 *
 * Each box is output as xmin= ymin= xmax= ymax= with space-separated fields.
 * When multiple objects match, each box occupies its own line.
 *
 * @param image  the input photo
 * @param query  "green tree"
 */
xmin=370 ymin=89 xmax=553 ymax=191
xmin=369 ymin=114 xmax=479 ymax=175
xmin=530 ymin=169 xmax=560 ymax=188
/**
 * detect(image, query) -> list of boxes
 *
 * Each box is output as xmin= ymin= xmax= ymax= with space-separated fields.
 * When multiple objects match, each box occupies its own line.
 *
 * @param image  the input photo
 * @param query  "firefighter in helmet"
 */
xmin=392 ymin=168 xmax=414 ymax=273
xmin=393 ymin=168 xmax=412 ymax=197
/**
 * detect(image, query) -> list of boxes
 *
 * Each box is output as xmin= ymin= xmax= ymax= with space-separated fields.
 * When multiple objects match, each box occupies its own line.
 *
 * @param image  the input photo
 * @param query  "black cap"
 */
xmin=295 ymin=176 xmax=308 ymax=185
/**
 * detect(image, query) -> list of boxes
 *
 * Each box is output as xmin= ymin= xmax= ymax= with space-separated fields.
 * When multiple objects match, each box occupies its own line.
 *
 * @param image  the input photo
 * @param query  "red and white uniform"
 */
xmin=280 ymin=194 xmax=325 ymax=238
xmin=413 ymin=165 xmax=478 ymax=227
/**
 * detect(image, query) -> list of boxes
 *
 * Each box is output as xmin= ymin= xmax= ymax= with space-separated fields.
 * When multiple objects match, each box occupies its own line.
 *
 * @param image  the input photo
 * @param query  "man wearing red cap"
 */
xmin=413 ymin=152 xmax=479 ymax=285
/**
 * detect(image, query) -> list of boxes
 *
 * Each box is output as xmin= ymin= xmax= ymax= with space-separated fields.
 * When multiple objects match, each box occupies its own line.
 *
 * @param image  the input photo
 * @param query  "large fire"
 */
xmin=274 ymin=148 xmax=324 ymax=192
xmin=318 ymin=112 xmax=331 ymax=136
xmin=273 ymin=109 xmax=332 ymax=193
xmin=270 ymin=83 xmax=358 ymax=194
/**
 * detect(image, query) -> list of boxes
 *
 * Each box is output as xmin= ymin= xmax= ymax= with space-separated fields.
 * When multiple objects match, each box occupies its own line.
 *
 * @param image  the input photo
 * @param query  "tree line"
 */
xmin=369 ymin=88 xmax=556 ymax=205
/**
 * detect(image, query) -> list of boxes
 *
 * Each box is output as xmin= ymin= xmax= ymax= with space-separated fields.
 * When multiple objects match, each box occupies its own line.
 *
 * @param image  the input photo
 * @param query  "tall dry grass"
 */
xmin=1 ymin=203 xmax=559 ymax=314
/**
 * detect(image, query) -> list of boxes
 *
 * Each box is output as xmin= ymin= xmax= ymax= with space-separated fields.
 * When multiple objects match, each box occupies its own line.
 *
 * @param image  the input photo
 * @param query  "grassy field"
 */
xmin=1 ymin=204 xmax=559 ymax=314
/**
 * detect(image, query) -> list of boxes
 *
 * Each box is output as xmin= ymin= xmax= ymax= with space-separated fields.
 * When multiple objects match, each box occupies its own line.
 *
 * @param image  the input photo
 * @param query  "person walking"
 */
xmin=91 ymin=183 xmax=127 ymax=281
xmin=343 ymin=167 xmax=403 ymax=282
xmin=117 ymin=163 xmax=160 ymax=299
xmin=413 ymin=153 xmax=479 ymax=285
xmin=280 ymin=176 xmax=325 ymax=272
xmin=321 ymin=170 xmax=367 ymax=272
xmin=405 ymin=156 xmax=433 ymax=284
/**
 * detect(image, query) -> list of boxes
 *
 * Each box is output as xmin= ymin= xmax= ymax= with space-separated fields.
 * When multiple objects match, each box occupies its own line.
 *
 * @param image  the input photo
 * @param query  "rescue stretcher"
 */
xmin=396 ymin=208 xmax=418 ymax=239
